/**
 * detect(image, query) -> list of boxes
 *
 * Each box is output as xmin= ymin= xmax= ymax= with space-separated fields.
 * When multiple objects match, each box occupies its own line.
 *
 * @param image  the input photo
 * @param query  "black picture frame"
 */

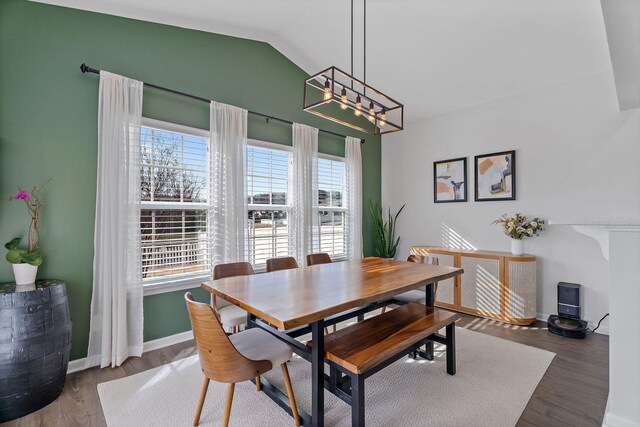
xmin=433 ymin=157 xmax=467 ymax=203
xmin=474 ymin=150 xmax=516 ymax=201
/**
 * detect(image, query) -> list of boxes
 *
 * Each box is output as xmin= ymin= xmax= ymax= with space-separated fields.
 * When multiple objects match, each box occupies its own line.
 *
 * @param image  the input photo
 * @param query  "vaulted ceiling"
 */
xmin=33 ymin=0 xmax=613 ymax=122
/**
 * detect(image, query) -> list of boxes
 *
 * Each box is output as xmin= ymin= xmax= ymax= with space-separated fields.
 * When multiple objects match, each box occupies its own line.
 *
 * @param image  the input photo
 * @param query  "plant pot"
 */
xmin=511 ymin=239 xmax=524 ymax=256
xmin=12 ymin=263 xmax=38 ymax=285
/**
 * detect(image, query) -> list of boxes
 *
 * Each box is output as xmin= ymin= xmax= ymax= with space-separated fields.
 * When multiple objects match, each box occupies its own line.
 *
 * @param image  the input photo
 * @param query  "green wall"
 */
xmin=0 ymin=0 xmax=381 ymax=360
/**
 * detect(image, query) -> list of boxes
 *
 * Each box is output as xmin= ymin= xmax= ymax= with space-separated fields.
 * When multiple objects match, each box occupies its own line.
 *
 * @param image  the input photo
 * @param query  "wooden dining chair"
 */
xmin=185 ymin=293 xmax=300 ymax=427
xmin=212 ymin=262 xmax=254 ymax=334
xmin=266 ymin=256 xmax=298 ymax=272
xmin=382 ymin=255 xmax=440 ymax=313
xmin=306 ymin=252 xmax=332 ymax=266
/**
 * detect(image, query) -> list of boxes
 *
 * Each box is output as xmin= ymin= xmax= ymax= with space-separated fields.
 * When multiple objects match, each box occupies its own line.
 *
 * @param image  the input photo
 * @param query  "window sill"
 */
xmin=143 ymin=278 xmax=207 ymax=296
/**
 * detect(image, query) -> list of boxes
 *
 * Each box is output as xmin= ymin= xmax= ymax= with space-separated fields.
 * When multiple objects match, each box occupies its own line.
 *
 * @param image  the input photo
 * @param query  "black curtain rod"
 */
xmin=80 ymin=63 xmax=364 ymax=144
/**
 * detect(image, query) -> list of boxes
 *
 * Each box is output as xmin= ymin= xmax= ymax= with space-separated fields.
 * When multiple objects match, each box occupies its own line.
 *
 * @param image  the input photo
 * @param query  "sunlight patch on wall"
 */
xmin=441 ymin=223 xmax=477 ymax=250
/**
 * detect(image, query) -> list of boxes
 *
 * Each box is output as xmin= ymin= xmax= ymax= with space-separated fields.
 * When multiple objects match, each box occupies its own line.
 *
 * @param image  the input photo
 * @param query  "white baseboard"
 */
xmin=142 ymin=330 xmax=194 ymax=353
xmin=536 ymin=312 xmax=609 ymax=335
xmin=67 ymin=329 xmax=194 ymax=374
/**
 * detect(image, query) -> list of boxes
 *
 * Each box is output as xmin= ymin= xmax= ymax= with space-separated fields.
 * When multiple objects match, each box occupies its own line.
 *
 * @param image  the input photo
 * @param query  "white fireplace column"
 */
xmin=549 ymin=219 xmax=640 ymax=427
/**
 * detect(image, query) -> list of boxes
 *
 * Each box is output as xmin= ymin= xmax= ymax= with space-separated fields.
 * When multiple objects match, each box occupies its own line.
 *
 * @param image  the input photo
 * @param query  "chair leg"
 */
xmin=324 ymin=327 xmax=329 ymax=335
xmin=381 ymin=306 xmax=386 ymax=314
xmin=256 ymin=375 xmax=261 ymax=392
xmin=193 ymin=377 xmax=210 ymax=426
xmin=332 ymin=324 xmax=336 ymax=332
xmin=222 ymin=383 xmax=235 ymax=427
xmin=281 ymin=363 xmax=301 ymax=427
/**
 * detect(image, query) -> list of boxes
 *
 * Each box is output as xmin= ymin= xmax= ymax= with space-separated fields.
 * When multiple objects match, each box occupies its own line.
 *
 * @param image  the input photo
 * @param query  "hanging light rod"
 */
xmin=79 ymin=63 xmax=364 ymax=144
xmin=303 ymin=0 xmax=404 ymax=136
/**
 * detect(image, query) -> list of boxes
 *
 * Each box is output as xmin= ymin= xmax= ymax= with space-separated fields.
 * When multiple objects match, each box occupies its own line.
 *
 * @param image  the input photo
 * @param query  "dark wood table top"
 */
xmin=201 ymin=257 xmax=463 ymax=330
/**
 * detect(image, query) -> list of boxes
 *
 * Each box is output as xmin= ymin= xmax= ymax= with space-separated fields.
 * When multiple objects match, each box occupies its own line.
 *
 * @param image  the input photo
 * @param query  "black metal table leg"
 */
xmin=311 ymin=319 xmax=325 ymax=427
xmin=424 ymin=283 xmax=435 ymax=360
xmin=446 ymin=322 xmax=456 ymax=375
xmin=246 ymin=312 xmax=255 ymax=329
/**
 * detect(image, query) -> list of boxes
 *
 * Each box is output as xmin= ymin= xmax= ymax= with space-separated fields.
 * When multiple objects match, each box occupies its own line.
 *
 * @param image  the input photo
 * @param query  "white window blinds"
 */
xmin=246 ymin=143 xmax=292 ymax=269
xmin=317 ymin=156 xmax=347 ymax=259
xmin=139 ymin=123 xmax=211 ymax=284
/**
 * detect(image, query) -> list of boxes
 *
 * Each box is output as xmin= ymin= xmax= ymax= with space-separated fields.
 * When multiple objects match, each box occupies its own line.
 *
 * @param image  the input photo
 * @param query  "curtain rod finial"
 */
xmin=80 ymin=63 xmax=89 ymax=73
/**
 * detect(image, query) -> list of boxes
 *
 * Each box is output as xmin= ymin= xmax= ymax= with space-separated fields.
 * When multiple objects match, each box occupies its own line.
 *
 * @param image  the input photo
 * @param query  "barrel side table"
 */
xmin=0 ymin=279 xmax=72 ymax=422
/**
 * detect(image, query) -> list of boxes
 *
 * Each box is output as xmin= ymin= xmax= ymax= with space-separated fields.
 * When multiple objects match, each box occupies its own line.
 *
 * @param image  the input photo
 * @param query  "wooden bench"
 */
xmin=309 ymin=303 xmax=459 ymax=426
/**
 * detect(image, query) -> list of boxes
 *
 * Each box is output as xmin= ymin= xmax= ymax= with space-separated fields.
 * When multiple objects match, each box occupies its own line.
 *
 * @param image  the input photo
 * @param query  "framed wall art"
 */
xmin=474 ymin=150 xmax=516 ymax=201
xmin=433 ymin=157 xmax=467 ymax=203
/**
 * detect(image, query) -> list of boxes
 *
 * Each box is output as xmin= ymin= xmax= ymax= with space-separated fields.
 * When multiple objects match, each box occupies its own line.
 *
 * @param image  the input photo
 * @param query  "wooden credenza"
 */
xmin=410 ymin=246 xmax=537 ymax=325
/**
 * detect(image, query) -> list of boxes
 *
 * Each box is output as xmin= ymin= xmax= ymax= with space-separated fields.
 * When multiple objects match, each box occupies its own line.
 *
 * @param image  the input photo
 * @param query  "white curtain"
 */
xmin=345 ymin=136 xmax=363 ymax=259
xmin=290 ymin=123 xmax=319 ymax=265
xmin=210 ymin=101 xmax=248 ymax=265
xmin=85 ymin=71 xmax=144 ymax=369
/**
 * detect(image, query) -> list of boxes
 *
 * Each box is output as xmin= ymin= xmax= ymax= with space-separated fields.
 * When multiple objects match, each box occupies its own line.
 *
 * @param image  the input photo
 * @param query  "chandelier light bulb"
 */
xmin=379 ymin=108 xmax=386 ymax=127
xmin=323 ymin=79 xmax=332 ymax=101
xmin=340 ymin=88 xmax=348 ymax=110
xmin=354 ymin=95 xmax=362 ymax=116
xmin=368 ymin=101 xmax=376 ymax=122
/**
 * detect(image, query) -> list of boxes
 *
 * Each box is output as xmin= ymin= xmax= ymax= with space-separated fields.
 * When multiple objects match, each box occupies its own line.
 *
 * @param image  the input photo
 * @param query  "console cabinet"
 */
xmin=410 ymin=246 xmax=537 ymax=325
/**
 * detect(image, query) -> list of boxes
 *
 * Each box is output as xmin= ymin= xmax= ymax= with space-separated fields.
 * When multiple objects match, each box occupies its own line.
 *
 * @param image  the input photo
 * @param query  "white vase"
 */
xmin=13 ymin=263 xmax=38 ymax=285
xmin=511 ymin=239 xmax=524 ymax=256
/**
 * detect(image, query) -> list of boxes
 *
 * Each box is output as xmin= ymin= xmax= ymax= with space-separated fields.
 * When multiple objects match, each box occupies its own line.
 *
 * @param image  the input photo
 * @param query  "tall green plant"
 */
xmin=369 ymin=201 xmax=406 ymax=259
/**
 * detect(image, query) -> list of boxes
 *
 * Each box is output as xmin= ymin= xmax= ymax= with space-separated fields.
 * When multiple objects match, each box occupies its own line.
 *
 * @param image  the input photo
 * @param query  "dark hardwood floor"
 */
xmin=4 ymin=313 xmax=608 ymax=427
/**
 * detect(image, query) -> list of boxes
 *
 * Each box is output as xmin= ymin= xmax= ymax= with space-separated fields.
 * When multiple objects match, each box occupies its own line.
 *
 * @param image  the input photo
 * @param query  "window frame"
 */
xmin=246 ymin=139 xmax=293 ymax=272
xmin=317 ymin=153 xmax=348 ymax=261
xmin=140 ymin=118 xmax=212 ymax=296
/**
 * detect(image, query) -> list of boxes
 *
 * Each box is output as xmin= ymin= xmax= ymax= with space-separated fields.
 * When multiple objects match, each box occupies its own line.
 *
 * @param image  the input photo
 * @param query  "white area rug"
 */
xmin=98 ymin=328 xmax=554 ymax=426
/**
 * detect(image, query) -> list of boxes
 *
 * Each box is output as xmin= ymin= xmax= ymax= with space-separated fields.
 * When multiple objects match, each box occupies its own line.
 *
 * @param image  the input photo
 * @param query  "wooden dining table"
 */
xmin=201 ymin=257 xmax=463 ymax=426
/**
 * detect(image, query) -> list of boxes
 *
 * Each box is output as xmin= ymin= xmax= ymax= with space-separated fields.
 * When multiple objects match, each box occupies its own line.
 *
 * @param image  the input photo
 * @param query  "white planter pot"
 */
xmin=511 ymin=239 xmax=524 ymax=256
xmin=12 ymin=263 xmax=38 ymax=285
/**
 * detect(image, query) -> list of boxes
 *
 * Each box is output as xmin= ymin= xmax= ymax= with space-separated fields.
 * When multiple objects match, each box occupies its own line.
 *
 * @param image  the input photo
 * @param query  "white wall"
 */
xmin=382 ymin=70 xmax=640 ymax=333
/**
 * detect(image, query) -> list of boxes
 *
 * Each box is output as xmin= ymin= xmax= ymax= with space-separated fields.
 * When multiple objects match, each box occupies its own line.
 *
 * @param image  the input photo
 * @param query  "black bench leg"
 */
xmin=446 ymin=323 xmax=456 ymax=375
xmin=330 ymin=366 xmax=338 ymax=392
xmin=424 ymin=341 xmax=434 ymax=360
xmin=351 ymin=374 xmax=365 ymax=427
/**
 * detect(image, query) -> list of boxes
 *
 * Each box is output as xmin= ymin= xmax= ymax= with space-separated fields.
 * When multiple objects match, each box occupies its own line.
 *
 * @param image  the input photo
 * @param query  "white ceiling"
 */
xmin=33 ymin=0 xmax=614 ymax=122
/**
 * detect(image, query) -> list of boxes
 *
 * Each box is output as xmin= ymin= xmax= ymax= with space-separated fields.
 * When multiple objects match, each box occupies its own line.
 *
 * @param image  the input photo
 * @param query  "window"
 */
xmin=139 ymin=119 xmax=211 ymax=287
xmin=246 ymin=141 xmax=292 ymax=269
xmin=138 ymin=121 xmax=348 ymax=290
xmin=317 ymin=155 xmax=347 ymax=260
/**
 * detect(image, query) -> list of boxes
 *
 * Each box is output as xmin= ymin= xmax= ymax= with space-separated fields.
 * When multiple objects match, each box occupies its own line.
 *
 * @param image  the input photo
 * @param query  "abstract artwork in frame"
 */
xmin=474 ymin=150 xmax=516 ymax=201
xmin=433 ymin=157 xmax=467 ymax=203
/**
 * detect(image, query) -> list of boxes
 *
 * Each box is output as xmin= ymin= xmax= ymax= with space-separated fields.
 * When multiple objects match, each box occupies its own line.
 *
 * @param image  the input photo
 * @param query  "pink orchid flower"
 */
xmin=14 ymin=190 xmax=30 ymax=200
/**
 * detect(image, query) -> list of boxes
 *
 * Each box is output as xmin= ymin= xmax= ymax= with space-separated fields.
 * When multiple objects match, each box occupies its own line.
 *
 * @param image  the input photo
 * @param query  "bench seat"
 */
xmin=307 ymin=303 xmax=459 ymax=426
xmin=317 ymin=303 xmax=459 ymax=374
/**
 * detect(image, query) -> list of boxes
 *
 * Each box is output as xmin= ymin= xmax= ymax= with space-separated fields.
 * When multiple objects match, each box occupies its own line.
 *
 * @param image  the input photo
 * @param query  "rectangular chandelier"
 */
xmin=303 ymin=66 xmax=404 ymax=136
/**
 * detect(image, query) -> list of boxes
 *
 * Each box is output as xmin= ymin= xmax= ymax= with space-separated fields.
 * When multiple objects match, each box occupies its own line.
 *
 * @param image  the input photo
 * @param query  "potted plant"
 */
xmin=5 ymin=184 xmax=47 ymax=285
xmin=492 ymin=213 xmax=544 ymax=255
xmin=369 ymin=201 xmax=406 ymax=259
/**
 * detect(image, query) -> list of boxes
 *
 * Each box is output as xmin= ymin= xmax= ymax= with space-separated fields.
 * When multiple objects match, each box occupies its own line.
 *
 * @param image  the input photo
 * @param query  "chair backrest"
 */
xmin=266 ymin=256 xmax=298 ymax=273
xmin=185 ymin=292 xmax=271 ymax=383
xmin=306 ymin=252 xmax=332 ymax=266
xmin=212 ymin=262 xmax=254 ymax=308
xmin=407 ymin=254 xmax=439 ymax=265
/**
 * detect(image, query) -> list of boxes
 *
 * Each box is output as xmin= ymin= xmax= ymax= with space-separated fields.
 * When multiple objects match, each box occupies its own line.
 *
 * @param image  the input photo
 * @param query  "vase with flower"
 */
xmin=5 ymin=183 xmax=48 ymax=285
xmin=492 ymin=213 xmax=545 ymax=255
